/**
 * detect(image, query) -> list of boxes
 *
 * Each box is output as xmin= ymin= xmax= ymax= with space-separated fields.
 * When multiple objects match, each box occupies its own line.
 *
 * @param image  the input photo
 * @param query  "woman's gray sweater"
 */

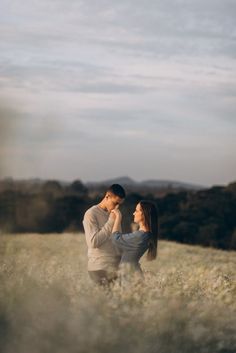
xmin=112 ymin=230 xmax=151 ymax=271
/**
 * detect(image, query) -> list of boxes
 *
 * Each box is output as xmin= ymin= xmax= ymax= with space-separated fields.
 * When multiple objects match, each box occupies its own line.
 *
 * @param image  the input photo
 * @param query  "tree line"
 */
xmin=0 ymin=178 xmax=236 ymax=250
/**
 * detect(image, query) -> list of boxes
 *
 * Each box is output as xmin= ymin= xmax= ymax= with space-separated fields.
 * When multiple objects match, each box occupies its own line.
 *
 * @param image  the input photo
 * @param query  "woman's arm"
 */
xmin=112 ymin=230 xmax=146 ymax=251
xmin=111 ymin=208 xmax=122 ymax=233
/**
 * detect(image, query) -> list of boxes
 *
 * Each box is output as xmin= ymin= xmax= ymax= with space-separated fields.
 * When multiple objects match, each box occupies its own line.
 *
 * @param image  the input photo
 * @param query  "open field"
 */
xmin=0 ymin=233 xmax=236 ymax=353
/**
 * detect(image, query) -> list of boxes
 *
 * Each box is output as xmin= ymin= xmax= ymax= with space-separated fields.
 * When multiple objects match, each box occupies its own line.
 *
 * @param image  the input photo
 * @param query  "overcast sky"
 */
xmin=0 ymin=0 xmax=235 ymax=186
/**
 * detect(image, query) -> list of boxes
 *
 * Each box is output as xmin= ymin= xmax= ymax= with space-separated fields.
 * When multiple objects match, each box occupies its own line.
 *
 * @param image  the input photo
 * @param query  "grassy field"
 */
xmin=0 ymin=233 xmax=236 ymax=353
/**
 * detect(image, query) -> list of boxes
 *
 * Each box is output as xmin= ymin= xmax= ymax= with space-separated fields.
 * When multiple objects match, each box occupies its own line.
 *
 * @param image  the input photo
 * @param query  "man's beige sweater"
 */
xmin=82 ymin=205 xmax=121 ymax=271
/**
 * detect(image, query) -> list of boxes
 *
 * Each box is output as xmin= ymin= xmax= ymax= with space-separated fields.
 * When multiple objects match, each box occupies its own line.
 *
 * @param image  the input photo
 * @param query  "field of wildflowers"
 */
xmin=0 ymin=233 xmax=235 ymax=353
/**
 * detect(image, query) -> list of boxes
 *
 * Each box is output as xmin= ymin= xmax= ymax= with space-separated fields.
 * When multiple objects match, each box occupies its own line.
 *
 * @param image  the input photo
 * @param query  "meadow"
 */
xmin=0 ymin=233 xmax=235 ymax=353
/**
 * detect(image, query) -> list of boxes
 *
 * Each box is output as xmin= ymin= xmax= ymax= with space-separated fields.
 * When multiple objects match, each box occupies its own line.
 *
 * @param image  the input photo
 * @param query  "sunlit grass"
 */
xmin=0 ymin=233 xmax=235 ymax=353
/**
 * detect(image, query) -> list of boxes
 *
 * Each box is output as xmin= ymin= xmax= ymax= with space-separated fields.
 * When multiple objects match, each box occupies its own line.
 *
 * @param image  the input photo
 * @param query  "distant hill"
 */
xmin=0 ymin=176 xmax=207 ymax=192
xmin=86 ymin=176 xmax=206 ymax=191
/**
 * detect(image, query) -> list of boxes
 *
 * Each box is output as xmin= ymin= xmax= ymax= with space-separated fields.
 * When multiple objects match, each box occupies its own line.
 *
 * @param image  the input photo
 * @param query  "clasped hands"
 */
xmin=110 ymin=205 xmax=122 ymax=221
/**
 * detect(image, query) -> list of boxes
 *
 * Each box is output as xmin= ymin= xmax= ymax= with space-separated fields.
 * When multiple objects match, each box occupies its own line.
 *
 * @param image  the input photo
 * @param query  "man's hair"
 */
xmin=107 ymin=184 xmax=126 ymax=199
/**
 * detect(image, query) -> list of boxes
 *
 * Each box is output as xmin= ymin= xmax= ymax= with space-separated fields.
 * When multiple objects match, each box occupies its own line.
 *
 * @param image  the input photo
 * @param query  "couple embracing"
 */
xmin=83 ymin=184 xmax=158 ymax=285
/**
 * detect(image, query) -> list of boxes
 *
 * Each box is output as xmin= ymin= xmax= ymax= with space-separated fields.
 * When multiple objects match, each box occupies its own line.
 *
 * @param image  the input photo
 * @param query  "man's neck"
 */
xmin=98 ymin=200 xmax=108 ymax=212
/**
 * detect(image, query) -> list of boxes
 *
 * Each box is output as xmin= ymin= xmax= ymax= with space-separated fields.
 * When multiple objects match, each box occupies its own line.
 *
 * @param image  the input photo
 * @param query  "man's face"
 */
xmin=105 ymin=192 xmax=124 ymax=212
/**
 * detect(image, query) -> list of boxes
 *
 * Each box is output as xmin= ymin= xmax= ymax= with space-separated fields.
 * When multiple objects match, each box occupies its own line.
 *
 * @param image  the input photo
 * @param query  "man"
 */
xmin=83 ymin=184 xmax=126 ymax=285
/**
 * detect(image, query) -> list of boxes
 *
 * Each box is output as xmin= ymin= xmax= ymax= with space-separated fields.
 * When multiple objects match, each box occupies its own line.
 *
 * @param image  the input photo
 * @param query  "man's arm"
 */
xmin=83 ymin=211 xmax=115 ymax=248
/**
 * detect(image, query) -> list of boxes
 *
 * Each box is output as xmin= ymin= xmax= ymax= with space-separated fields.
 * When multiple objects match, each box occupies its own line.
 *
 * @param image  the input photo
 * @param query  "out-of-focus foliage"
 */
xmin=0 ymin=179 xmax=236 ymax=250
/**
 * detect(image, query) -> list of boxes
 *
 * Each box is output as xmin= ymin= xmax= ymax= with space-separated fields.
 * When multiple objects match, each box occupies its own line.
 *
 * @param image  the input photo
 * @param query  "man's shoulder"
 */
xmin=84 ymin=205 xmax=99 ymax=218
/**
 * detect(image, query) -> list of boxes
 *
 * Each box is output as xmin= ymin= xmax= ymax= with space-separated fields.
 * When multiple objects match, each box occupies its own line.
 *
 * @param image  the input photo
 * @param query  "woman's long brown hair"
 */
xmin=139 ymin=200 xmax=158 ymax=261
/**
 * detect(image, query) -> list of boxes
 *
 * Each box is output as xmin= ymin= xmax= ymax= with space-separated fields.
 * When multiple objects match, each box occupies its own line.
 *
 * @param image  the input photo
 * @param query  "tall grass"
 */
xmin=0 ymin=233 xmax=235 ymax=353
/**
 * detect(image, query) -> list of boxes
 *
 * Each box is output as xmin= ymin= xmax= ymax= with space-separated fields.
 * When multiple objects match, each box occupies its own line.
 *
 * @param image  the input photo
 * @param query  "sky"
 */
xmin=0 ymin=0 xmax=235 ymax=186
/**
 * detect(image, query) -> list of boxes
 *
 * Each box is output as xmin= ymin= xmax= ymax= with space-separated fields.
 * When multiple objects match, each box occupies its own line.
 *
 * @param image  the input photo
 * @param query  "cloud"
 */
xmin=0 ymin=0 xmax=235 ymax=185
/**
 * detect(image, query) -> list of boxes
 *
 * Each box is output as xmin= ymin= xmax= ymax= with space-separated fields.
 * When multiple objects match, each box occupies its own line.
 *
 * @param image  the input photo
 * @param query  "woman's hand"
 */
xmin=111 ymin=206 xmax=122 ymax=233
xmin=111 ymin=207 xmax=122 ymax=220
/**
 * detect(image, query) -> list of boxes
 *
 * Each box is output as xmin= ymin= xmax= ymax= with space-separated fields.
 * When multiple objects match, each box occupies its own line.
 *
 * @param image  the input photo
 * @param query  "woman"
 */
xmin=111 ymin=200 xmax=158 ymax=277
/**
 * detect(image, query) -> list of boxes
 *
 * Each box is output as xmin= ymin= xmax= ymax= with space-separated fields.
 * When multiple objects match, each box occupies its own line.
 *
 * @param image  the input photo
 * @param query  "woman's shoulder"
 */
xmin=136 ymin=230 xmax=151 ymax=235
xmin=131 ymin=230 xmax=151 ymax=240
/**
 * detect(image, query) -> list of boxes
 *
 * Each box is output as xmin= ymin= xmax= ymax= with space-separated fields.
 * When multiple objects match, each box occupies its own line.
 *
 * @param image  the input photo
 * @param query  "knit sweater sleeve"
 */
xmin=111 ymin=231 xmax=143 ymax=250
xmin=83 ymin=210 xmax=114 ymax=248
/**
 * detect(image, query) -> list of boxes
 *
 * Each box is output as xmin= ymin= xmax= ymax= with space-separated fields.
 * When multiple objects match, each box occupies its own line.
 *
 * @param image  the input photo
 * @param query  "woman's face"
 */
xmin=133 ymin=203 xmax=144 ymax=224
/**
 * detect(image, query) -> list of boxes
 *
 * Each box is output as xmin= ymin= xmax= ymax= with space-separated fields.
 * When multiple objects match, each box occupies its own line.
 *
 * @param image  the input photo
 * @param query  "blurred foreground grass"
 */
xmin=0 ymin=233 xmax=236 ymax=353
